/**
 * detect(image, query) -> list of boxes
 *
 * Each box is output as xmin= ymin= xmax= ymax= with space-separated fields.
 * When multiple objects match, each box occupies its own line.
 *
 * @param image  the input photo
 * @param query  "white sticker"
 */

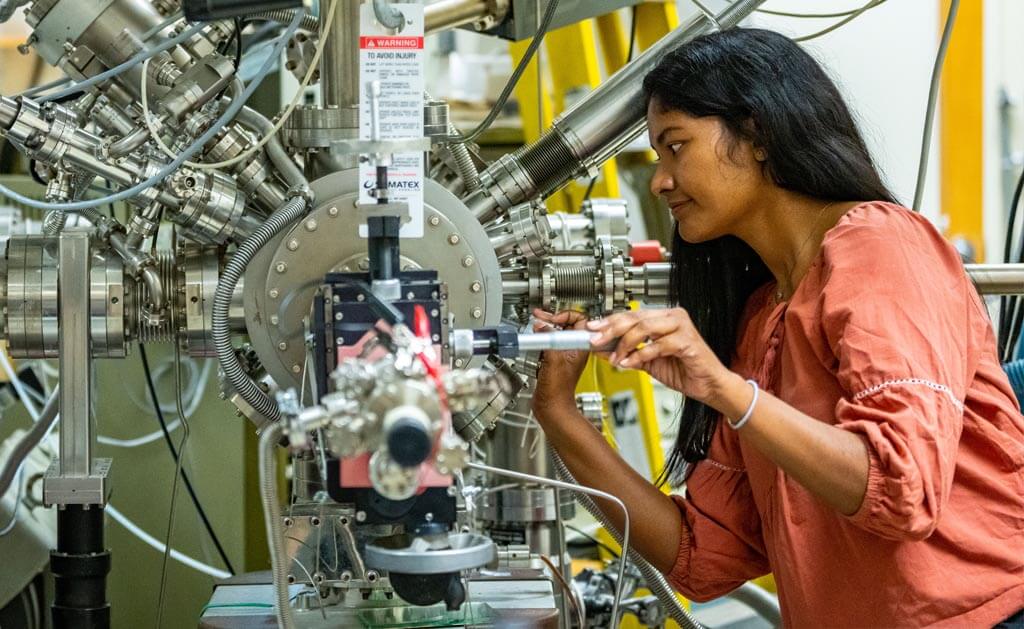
xmin=609 ymin=391 xmax=652 ymax=480
xmin=358 ymin=2 xmax=425 ymax=238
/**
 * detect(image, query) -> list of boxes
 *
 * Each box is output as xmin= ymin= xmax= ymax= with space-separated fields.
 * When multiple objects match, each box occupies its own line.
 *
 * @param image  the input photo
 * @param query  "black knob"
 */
xmin=387 ymin=417 xmax=432 ymax=467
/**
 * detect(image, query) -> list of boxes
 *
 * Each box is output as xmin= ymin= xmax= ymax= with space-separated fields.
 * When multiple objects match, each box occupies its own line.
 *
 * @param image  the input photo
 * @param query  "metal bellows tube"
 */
xmin=466 ymin=0 xmax=765 ymax=216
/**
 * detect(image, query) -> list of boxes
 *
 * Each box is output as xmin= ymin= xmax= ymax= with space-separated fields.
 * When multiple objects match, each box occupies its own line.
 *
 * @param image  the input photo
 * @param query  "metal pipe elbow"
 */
xmin=108 ymin=125 xmax=151 ymax=158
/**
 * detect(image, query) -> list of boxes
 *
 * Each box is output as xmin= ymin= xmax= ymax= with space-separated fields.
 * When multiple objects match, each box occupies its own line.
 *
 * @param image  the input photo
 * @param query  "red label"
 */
xmin=359 ymin=36 xmax=424 ymax=49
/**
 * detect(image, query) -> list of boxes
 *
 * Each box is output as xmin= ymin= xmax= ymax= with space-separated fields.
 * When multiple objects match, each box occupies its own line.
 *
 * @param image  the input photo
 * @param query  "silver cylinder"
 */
xmin=321 ymin=0 xmax=362 ymax=109
xmin=966 ymin=264 xmax=1024 ymax=295
xmin=468 ymin=0 xmax=765 ymax=216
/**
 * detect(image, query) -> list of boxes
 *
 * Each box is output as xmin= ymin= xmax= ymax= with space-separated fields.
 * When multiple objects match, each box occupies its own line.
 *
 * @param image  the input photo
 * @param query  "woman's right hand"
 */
xmin=531 ymin=308 xmax=591 ymax=420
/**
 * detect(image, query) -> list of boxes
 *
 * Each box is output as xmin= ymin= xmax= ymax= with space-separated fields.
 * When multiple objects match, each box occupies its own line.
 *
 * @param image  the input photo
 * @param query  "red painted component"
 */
xmin=630 ymin=240 xmax=664 ymax=265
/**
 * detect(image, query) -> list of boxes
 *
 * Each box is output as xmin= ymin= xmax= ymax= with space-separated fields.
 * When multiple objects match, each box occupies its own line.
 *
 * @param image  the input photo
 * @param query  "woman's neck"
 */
xmin=734 ymin=192 xmax=858 ymax=300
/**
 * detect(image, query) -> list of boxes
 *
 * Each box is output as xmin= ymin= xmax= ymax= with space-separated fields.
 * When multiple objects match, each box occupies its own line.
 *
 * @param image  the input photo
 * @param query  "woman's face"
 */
xmin=647 ymin=101 xmax=767 ymax=243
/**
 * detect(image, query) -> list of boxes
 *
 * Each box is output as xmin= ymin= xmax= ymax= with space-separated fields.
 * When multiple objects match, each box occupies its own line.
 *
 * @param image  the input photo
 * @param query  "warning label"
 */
xmin=358 ymin=3 xmax=425 ymax=238
xmin=359 ymin=36 xmax=424 ymax=49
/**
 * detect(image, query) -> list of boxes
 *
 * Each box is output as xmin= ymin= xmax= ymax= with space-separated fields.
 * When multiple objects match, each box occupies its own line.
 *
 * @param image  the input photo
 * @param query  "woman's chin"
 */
xmin=676 ymin=221 xmax=715 ymax=244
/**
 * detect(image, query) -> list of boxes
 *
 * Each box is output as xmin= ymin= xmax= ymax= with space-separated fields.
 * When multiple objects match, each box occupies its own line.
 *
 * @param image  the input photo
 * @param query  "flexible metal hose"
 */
xmin=212 ymin=194 xmax=308 ymax=423
xmin=258 ymin=420 xmax=295 ymax=629
xmin=0 ymin=388 xmax=58 ymax=498
xmin=549 ymin=448 xmax=704 ymax=629
xmin=448 ymin=124 xmax=480 ymax=192
xmin=250 ymin=9 xmax=320 ymax=33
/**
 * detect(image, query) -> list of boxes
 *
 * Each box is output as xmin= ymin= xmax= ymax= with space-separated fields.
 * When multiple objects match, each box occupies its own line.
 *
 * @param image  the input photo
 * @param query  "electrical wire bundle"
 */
xmin=998 ymin=166 xmax=1024 ymax=365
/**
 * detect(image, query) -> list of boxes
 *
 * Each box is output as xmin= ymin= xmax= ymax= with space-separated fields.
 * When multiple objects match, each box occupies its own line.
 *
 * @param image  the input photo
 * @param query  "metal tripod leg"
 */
xmin=42 ymin=229 xmax=112 ymax=629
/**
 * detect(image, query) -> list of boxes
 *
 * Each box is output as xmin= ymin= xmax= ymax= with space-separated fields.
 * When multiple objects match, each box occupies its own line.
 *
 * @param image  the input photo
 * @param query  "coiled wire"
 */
xmin=212 ymin=195 xmax=308 ymax=422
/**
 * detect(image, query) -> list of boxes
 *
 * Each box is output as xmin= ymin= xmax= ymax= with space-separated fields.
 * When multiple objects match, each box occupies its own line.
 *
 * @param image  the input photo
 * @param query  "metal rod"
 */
xmin=966 ymin=264 xmax=1024 ymax=295
xmin=424 ymin=0 xmax=495 ymax=33
xmin=58 ymin=229 xmax=92 ymax=477
xmin=321 ymin=0 xmax=361 ymax=109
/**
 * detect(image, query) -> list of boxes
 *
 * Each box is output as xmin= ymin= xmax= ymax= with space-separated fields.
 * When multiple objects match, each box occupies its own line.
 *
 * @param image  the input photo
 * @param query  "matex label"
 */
xmin=358 ymin=2 xmax=425 ymax=238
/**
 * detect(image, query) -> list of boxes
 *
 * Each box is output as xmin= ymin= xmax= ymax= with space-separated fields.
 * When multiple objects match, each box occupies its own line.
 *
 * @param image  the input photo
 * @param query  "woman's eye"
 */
xmin=668 ymin=143 xmax=683 ymax=155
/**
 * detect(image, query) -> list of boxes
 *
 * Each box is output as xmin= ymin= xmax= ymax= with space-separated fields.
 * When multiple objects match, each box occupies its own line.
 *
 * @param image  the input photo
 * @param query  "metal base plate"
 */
xmin=42 ymin=458 xmax=112 ymax=506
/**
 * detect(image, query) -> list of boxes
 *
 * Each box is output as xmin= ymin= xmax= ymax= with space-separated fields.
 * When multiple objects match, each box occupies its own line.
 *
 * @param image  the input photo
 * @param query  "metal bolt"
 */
xmin=270 ymin=315 xmax=279 ymax=325
xmin=287 ymin=574 xmax=296 ymax=584
xmin=278 ymin=342 xmax=288 ymax=350
xmin=311 ymin=516 xmax=321 ymax=526
xmin=287 ymin=239 xmax=300 ymax=251
xmin=358 ymin=259 xmax=369 ymax=271
xmin=292 ymin=364 xmax=301 ymax=373
xmin=447 ymin=486 xmax=457 ymax=497
xmin=470 ymin=282 xmax=482 ymax=293
xmin=335 ymin=312 xmax=343 ymax=321
xmin=283 ymin=517 xmax=294 ymax=527
xmin=424 ymin=512 xmax=433 ymax=522
xmin=428 ymin=215 xmax=440 ymax=226
xmin=367 ymin=570 xmax=379 ymax=582
xmin=430 ymin=309 xmax=439 ymax=317
xmin=447 ymin=234 xmax=460 ymax=245
xmin=275 ymin=261 xmax=287 ymax=273
xmin=406 ymin=292 xmax=415 ymax=300
xmin=355 ymin=510 xmax=367 ymax=522
xmin=432 ymin=334 xmax=440 ymax=342
xmin=356 ymin=294 xmax=365 ymax=302
xmin=269 ymin=288 xmax=280 ymax=299
xmin=455 ymin=358 xmax=465 ymax=368
xmin=305 ymin=219 xmax=318 ymax=231
xmin=462 ymin=256 xmax=474 ymax=267
xmin=328 ymin=205 xmax=339 ymax=217
xmin=471 ymin=307 xmax=482 ymax=319
xmin=340 ymin=571 xmax=352 ymax=583
xmin=339 ymin=516 xmax=350 ymax=525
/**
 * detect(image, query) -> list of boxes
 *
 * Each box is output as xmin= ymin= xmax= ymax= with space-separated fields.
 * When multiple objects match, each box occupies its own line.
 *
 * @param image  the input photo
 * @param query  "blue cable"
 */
xmin=0 ymin=9 xmax=303 ymax=212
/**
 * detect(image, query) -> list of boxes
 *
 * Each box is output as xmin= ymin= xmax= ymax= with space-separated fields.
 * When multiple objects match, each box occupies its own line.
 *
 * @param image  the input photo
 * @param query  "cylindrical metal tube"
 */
xmin=321 ymin=0 xmax=361 ymax=109
xmin=424 ymin=0 xmax=493 ymax=33
xmin=468 ymin=0 xmax=765 ymax=216
xmin=516 ymin=330 xmax=615 ymax=353
xmin=966 ymin=264 xmax=1024 ymax=295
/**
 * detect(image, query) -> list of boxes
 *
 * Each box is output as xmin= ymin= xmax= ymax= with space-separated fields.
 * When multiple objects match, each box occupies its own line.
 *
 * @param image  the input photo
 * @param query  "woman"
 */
xmin=532 ymin=28 xmax=1024 ymax=627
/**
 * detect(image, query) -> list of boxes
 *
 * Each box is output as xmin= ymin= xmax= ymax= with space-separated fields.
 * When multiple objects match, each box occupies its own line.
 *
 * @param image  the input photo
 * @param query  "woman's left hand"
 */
xmin=587 ymin=308 xmax=738 ymax=409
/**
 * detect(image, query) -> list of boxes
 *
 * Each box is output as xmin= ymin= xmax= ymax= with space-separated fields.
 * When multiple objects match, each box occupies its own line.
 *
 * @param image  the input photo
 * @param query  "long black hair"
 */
xmin=642 ymin=28 xmax=897 ymax=486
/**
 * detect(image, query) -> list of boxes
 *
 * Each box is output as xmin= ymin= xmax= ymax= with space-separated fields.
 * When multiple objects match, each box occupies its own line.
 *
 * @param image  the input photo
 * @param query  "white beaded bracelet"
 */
xmin=726 ymin=379 xmax=759 ymax=430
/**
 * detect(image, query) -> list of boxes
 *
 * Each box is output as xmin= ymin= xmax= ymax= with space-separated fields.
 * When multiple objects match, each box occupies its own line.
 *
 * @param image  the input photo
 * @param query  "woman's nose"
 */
xmin=650 ymin=165 xmax=674 ymax=197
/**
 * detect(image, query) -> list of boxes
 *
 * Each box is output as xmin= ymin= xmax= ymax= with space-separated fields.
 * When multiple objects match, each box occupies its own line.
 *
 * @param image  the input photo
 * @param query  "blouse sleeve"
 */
xmin=666 ymin=428 xmax=770 ymax=601
xmin=819 ymin=204 xmax=976 ymax=541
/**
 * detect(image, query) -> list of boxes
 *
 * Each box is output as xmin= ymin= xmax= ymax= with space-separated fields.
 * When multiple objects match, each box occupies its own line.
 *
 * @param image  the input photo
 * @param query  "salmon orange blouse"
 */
xmin=666 ymin=202 xmax=1024 ymax=627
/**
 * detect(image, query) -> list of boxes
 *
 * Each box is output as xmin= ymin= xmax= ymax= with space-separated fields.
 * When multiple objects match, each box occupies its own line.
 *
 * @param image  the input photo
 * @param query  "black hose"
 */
xmin=139 ymin=344 xmax=236 ymax=575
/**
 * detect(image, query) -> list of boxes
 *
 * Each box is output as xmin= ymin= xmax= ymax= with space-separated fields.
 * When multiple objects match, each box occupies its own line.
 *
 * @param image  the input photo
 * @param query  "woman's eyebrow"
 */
xmin=655 ymin=126 xmax=686 ymax=145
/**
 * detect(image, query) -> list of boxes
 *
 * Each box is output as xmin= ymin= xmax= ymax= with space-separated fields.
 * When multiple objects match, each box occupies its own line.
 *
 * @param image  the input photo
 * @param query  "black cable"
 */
xmin=27 ymin=159 xmax=47 ymax=187
xmin=565 ymin=524 xmax=620 ymax=558
xmin=449 ymin=0 xmax=561 ymax=145
xmin=138 ymin=343 xmax=236 ymax=575
xmin=582 ymin=176 xmax=597 ymax=202
xmin=233 ymin=18 xmax=243 ymax=72
xmin=627 ymin=5 xmax=638 ymax=63
xmin=998 ymin=166 xmax=1024 ymax=360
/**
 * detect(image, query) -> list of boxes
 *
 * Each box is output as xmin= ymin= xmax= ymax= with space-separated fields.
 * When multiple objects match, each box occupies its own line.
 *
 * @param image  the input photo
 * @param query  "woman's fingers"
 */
xmin=618 ymin=336 xmax=675 ymax=368
xmin=588 ymin=311 xmax=681 ymax=361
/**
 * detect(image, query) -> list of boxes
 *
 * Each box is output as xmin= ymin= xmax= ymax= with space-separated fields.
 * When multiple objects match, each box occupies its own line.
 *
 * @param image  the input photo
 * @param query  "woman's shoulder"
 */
xmin=819 ymin=200 xmax=961 ymax=274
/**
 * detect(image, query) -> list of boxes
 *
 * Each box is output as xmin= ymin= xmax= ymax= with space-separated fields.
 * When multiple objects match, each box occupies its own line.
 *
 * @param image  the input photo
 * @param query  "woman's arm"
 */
xmin=590 ymin=308 xmax=870 ymax=517
xmin=534 ymin=399 xmax=685 ymax=572
xmin=530 ymin=309 xmax=683 ymax=572
xmin=711 ymin=373 xmax=869 ymax=515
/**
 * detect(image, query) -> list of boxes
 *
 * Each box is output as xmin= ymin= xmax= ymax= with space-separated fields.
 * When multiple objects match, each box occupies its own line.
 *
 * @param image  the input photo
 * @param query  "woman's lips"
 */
xmin=670 ymin=199 xmax=693 ymax=218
